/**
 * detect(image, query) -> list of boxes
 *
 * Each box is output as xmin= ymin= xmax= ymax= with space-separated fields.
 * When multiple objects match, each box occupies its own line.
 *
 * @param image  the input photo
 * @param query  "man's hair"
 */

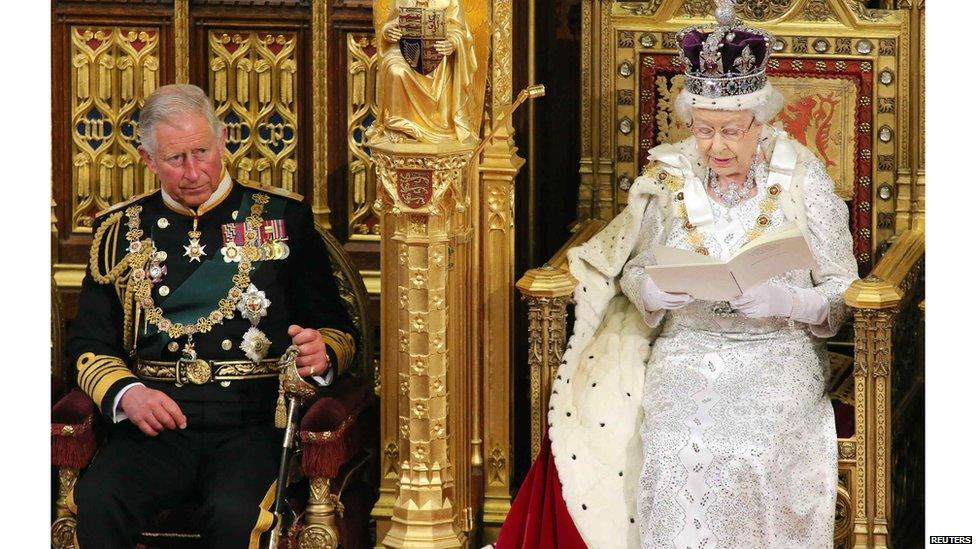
xmin=138 ymin=84 xmax=224 ymax=155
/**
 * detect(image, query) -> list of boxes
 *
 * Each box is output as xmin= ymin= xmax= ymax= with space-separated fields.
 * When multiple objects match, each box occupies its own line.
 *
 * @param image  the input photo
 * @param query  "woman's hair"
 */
xmin=674 ymin=85 xmax=785 ymax=127
xmin=138 ymin=84 xmax=224 ymax=155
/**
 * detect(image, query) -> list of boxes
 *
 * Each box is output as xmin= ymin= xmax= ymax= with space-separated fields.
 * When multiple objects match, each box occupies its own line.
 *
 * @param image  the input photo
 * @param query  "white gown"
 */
xmin=619 ymin=158 xmax=857 ymax=548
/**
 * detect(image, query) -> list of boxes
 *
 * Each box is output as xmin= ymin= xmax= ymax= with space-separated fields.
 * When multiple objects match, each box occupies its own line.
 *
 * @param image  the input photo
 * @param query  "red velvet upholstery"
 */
xmin=833 ymin=399 xmax=855 ymax=439
xmin=51 ymin=388 xmax=98 ymax=470
xmin=299 ymin=374 xmax=374 ymax=479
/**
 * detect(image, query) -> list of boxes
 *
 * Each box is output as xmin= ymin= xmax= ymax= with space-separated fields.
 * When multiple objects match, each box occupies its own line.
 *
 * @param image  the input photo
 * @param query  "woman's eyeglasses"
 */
xmin=690 ymin=118 xmax=756 ymax=141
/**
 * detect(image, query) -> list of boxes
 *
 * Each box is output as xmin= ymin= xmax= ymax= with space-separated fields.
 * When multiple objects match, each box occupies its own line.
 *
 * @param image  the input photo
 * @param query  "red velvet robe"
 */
xmin=494 ymin=431 xmax=587 ymax=549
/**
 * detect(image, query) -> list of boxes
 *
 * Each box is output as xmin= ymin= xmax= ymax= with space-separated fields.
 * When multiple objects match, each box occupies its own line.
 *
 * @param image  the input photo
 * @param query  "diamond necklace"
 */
xmin=708 ymin=159 xmax=758 ymax=209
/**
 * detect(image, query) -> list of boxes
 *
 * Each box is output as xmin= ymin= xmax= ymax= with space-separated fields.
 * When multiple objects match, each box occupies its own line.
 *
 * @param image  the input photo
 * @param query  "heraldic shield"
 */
xmin=398 ymin=6 xmax=446 ymax=75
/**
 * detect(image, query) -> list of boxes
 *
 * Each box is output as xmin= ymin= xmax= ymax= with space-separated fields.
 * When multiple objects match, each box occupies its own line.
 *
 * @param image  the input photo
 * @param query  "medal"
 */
xmin=221 ymin=219 xmax=288 ymax=261
xmin=240 ymin=326 xmax=271 ymax=362
xmin=147 ymin=259 xmax=167 ymax=283
xmin=183 ymin=217 xmax=207 ymax=262
xmin=220 ymin=242 xmax=242 ymax=263
xmin=184 ymin=239 xmax=207 ymax=262
xmin=237 ymin=283 xmax=271 ymax=325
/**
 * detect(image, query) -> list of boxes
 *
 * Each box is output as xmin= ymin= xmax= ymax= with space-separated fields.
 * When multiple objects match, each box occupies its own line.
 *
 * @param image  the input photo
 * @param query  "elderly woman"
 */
xmin=495 ymin=3 xmax=857 ymax=549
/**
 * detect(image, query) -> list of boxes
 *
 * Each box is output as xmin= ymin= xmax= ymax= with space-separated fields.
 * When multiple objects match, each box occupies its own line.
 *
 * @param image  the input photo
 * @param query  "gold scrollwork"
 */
xmin=486 ymin=444 xmax=507 ymax=486
xmin=803 ymin=0 xmax=838 ymax=21
xmin=383 ymin=441 xmax=400 ymax=478
xmin=70 ymin=27 xmax=160 ymax=232
xmin=347 ymin=33 xmax=382 ymax=239
xmin=616 ymin=0 xmax=665 ymax=16
xmin=51 ymin=517 xmax=78 ymax=549
xmin=298 ymin=525 xmax=337 ymax=549
xmin=209 ymin=30 xmax=299 ymax=192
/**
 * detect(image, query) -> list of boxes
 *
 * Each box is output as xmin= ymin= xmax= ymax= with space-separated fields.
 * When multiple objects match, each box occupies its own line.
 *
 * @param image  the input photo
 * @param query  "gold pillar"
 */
xmin=515 ymin=266 xmax=576 ymax=458
xmin=373 ymin=137 xmax=474 ymax=548
xmin=311 ymin=0 xmax=332 ymax=229
xmin=846 ymin=278 xmax=901 ymax=549
xmin=173 ymin=0 xmax=189 ymax=84
xmin=300 ymin=477 xmax=340 ymax=549
xmin=51 ymin=468 xmax=79 ymax=549
xmin=479 ymin=0 xmax=521 ymax=539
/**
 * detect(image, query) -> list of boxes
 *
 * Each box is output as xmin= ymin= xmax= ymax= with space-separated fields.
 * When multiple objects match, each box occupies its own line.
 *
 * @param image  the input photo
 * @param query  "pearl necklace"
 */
xmin=707 ymin=160 xmax=758 ymax=209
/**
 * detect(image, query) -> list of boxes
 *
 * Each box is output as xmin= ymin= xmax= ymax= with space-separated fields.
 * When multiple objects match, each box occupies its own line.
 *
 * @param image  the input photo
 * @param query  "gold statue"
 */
xmin=368 ymin=0 xmax=480 ymax=144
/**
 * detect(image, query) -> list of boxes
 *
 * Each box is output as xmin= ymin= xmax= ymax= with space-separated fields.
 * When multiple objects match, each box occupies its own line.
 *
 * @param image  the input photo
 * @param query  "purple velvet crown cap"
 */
xmin=681 ymin=29 xmax=769 ymax=76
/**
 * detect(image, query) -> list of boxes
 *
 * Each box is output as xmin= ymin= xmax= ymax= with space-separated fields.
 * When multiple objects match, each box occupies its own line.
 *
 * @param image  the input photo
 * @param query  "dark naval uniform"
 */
xmin=66 ymin=178 xmax=356 ymax=548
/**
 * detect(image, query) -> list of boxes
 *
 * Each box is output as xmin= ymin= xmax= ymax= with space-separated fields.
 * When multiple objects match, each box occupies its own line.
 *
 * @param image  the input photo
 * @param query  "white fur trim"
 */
xmin=685 ymin=81 xmax=774 ymax=111
xmin=548 ymin=177 xmax=665 ymax=549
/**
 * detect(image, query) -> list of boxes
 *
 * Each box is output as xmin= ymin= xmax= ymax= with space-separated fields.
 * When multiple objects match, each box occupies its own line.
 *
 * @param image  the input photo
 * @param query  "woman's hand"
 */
xmin=732 ymin=283 xmax=830 ymax=323
xmin=385 ymin=24 xmax=403 ymax=43
xmin=729 ymin=283 xmax=793 ymax=319
xmin=641 ymin=276 xmax=693 ymax=312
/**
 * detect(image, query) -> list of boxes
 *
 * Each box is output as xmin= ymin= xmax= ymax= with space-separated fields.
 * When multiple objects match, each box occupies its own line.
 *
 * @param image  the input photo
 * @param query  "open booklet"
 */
xmin=645 ymin=223 xmax=816 ymax=301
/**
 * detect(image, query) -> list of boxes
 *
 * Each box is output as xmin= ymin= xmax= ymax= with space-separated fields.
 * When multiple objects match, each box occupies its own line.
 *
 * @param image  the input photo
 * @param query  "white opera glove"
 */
xmin=730 ymin=283 xmax=828 ymax=324
xmin=641 ymin=276 xmax=693 ymax=312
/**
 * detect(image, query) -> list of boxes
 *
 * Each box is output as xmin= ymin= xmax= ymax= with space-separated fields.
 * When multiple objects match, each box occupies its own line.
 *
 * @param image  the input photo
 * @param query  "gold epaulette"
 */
xmin=95 ymin=188 xmax=161 ymax=218
xmin=642 ymin=162 xmax=684 ymax=193
xmin=237 ymin=179 xmax=305 ymax=202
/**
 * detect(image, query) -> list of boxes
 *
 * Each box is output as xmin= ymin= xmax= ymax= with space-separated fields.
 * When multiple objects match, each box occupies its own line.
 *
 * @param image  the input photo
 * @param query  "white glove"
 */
xmin=730 ymin=283 xmax=828 ymax=324
xmin=641 ymin=276 xmax=693 ymax=312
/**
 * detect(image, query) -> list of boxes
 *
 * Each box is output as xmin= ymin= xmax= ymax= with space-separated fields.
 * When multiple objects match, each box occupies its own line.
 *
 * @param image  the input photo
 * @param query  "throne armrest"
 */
xmin=299 ymin=374 xmax=375 ymax=478
xmin=51 ymin=388 xmax=98 ymax=469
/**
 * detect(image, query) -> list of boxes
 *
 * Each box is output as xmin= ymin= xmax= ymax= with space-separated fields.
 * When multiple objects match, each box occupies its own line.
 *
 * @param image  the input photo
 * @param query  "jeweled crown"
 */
xmin=677 ymin=0 xmax=775 ymax=100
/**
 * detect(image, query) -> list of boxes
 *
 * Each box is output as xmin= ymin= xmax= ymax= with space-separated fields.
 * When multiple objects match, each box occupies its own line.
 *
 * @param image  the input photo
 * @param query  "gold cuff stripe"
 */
xmin=319 ymin=328 xmax=356 ymax=375
xmin=76 ymin=352 xmax=138 ymax=409
xmin=248 ymin=480 xmax=277 ymax=549
xmin=78 ymin=356 xmax=127 ymax=390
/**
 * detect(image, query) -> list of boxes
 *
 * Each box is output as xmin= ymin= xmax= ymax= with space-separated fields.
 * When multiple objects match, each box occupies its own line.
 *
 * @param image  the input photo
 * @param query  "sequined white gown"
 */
xmin=620 ymin=159 xmax=857 ymax=548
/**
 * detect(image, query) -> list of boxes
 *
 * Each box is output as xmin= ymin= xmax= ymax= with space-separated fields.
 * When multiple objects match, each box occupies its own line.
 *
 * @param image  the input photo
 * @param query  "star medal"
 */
xmin=183 ymin=217 xmax=207 ymax=262
xmin=236 ymin=284 xmax=271 ymax=362
xmin=184 ymin=239 xmax=206 ymax=262
xmin=237 ymin=284 xmax=271 ymax=324
xmin=240 ymin=326 xmax=272 ymax=362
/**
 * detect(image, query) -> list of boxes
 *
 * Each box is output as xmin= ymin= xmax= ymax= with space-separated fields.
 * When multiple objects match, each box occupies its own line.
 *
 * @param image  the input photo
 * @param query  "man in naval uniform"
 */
xmin=66 ymin=84 xmax=357 ymax=548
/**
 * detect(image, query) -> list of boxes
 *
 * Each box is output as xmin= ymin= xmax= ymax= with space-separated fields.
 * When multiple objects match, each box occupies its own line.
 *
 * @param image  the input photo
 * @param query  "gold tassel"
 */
xmin=275 ymin=379 xmax=287 ymax=428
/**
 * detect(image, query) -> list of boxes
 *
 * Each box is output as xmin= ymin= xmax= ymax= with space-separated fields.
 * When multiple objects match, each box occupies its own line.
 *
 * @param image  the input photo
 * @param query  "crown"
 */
xmin=676 ymin=0 xmax=775 ymax=102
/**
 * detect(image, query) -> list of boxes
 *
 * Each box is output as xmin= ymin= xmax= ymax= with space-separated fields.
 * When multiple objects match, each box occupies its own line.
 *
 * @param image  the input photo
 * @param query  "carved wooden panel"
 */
xmin=346 ymin=32 xmax=381 ymax=239
xmin=69 ymin=26 xmax=161 ymax=233
xmin=208 ymin=30 xmax=301 ymax=191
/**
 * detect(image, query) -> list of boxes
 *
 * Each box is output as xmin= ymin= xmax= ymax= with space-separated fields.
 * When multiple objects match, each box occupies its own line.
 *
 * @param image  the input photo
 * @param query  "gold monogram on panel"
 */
xmin=70 ymin=27 xmax=160 ymax=232
xmin=209 ymin=31 xmax=299 ymax=191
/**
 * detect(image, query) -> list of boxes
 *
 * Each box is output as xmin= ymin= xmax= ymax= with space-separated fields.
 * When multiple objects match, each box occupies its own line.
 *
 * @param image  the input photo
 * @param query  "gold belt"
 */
xmin=135 ymin=357 xmax=282 ymax=386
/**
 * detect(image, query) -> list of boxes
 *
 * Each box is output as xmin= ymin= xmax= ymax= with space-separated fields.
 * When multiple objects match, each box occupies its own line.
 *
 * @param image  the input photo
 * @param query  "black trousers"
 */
xmin=73 ymin=402 xmax=281 ymax=549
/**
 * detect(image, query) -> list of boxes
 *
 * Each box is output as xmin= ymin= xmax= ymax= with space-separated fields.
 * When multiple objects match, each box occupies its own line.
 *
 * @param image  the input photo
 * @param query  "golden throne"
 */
xmin=518 ymin=1 xmax=924 ymax=547
xmin=50 ymin=225 xmax=376 ymax=549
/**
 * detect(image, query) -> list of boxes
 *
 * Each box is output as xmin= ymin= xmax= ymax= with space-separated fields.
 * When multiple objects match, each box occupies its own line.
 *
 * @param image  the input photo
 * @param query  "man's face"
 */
xmin=139 ymin=113 xmax=226 ymax=209
xmin=690 ymin=108 xmax=762 ymax=178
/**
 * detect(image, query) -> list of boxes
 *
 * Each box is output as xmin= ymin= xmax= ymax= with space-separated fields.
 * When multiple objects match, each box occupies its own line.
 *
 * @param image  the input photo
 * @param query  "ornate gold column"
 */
xmin=311 ymin=0 xmax=332 ymax=229
xmin=479 ymin=0 xmax=522 ymax=538
xmin=515 ymin=266 xmax=575 ymax=458
xmin=173 ymin=0 xmax=189 ymax=84
xmin=844 ymin=229 xmax=923 ymax=549
xmin=373 ymin=137 xmax=473 ymax=548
